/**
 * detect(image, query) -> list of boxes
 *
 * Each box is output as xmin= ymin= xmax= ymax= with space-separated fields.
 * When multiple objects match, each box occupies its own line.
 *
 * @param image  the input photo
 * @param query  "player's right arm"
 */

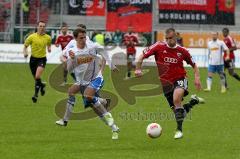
xmin=23 ymin=34 xmax=32 ymax=58
xmin=135 ymin=42 xmax=159 ymax=77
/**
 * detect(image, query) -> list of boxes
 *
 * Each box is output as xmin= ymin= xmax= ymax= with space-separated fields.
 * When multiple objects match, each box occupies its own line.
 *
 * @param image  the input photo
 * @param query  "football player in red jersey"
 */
xmin=55 ymin=24 xmax=74 ymax=86
xmin=135 ymin=28 xmax=204 ymax=139
xmin=222 ymin=28 xmax=240 ymax=88
xmin=123 ymin=26 xmax=138 ymax=78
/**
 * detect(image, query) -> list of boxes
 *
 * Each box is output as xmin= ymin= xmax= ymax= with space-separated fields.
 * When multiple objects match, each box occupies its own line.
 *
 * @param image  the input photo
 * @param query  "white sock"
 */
xmin=207 ymin=77 xmax=212 ymax=90
xmin=63 ymin=103 xmax=73 ymax=121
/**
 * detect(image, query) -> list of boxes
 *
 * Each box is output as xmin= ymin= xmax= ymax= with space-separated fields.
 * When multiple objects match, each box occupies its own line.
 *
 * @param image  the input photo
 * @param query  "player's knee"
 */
xmin=68 ymin=89 xmax=74 ymax=96
xmin=83 ymin=95 xmax=95 ymax=103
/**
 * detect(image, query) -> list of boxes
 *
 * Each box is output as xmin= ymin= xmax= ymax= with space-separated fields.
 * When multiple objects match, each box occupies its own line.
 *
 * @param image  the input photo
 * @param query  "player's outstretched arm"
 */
xmin=193 ymin=64 xmax=201 ymax=91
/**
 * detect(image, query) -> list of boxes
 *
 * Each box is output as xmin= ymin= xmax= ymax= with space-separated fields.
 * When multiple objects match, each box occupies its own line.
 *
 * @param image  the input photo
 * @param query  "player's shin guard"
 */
xmin=174 ymin=107 xmax=185 ymax=132
xmin=183 ymin=98 xmax=198 ymax=113
xmin=63 ymin=95 xmax=75 ymax=121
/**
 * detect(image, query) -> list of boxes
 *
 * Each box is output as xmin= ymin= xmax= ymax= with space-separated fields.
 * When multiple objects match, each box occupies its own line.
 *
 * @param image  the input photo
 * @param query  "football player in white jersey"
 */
xmin=59 ymin=24 xmax=91 ymax=85
xmin=204 ymin=32 xmax=230 ymax=93
xmin=56 ymin=28 xmax=120 ymax=140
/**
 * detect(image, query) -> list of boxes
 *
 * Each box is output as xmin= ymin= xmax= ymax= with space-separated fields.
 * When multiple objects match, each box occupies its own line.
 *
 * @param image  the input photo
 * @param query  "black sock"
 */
xmin=183 ymin=98 xmax=199 ymax=113
xmin=63 ymin=70 xmax=68 ymax=82
xmin=70 ymin=72 xmax=76 ymax=81
xmin=223 ymin=73 xmax=228 ymax=88
xmin=127 ymin=71 xmax=131 ymax=77
xmin=34 ymin=79 xmax=42 ymax=97
xmin=233 ymin=73 xmax=240 ymax=81
xmin=174 ymin=108 xmax=185 ymax=132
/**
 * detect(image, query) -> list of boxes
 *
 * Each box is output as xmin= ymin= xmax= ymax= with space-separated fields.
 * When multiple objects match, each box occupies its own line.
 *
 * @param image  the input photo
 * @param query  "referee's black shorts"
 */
xmin=29 ymin=56 xmax=47 ymax=76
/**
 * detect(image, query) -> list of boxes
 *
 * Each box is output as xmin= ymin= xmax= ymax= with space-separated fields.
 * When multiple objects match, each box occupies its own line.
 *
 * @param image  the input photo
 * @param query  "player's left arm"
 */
xmin=229 ymin=38 xmax=237 ymax=51
xmin=183 ymin=49 xmax=201 ymax=91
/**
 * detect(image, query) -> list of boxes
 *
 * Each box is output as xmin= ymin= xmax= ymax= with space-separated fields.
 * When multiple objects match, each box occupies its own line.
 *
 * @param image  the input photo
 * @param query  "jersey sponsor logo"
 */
xmin=164 ymin=57 xmax=178 ymax=63
xmin=177 ymin=52 xmax=182 ymax=57
xmin=210 ymin=47 xmax=219 ymax=51
xmin=76 ymin=56 xmax=93 ymax=64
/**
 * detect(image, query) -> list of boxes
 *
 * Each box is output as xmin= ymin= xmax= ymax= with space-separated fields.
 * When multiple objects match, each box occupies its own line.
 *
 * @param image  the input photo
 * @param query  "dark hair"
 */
xmin=77 ymin=24 xmax=86 ymax=29
xmin=73 ymin=28 xmax=86 ymax=38
xmin=222 ymin=28 xmax=229 ymax=33
xmin=37 ymin=21 xmax=45 ymax=25
xmin=165 ymin=28 xmax=175 ymax=34
xmin=61 ymin=22 xmax=68 ymax=28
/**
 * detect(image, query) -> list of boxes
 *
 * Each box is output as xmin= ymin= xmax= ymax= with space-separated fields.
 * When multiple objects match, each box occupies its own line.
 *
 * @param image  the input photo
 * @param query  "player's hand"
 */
xmin=69 ymin=50 xmax=75 ymax=59
xmin=135 ymin=69 xmax=142 ymax=77
xmin=194 ymin=76 xmax=201 ymax=91
xmin=225 ymin=55 xmax=230 ymax=61
xmin=24 ymin=53 xmax=28 ymax=58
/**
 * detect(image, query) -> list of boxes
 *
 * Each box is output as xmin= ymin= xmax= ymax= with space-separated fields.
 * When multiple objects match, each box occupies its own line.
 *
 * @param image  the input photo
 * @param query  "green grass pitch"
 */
xmin=0 ymin=63 xmax=240 ymax=159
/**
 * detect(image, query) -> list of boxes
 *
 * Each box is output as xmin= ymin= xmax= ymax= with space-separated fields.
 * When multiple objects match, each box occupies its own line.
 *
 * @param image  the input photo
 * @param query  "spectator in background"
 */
xmin=176 ymin=32 xmax=183 ymax=46
xmin=112 ymin=29 xmax=123 ymax=46
xmin=222 ymin=27 xmax=240 ymax=88
xmin=93 ymin=30 xmax=105 ymax=46
xmin=22 ymin=0 xmax=29 ymax=24
xmin=123 ymin=26 xmax=138 ymax=79
xmin=55 ymin=24 xmax=74 ymax=86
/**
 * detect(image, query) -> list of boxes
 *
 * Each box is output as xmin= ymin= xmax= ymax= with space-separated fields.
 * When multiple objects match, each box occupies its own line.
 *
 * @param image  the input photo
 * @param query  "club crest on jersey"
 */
xmin=177 ymin=52 xmax=182 ymax=58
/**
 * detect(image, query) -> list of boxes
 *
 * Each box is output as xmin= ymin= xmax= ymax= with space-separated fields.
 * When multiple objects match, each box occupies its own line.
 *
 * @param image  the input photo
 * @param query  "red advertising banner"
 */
xmin=218 ymin=0 xmax=235 ymax=13
xmin=106 ymin=1 xmax=152 ymax=32
xmin=158 ymin=0 xmax=216 ymax=14
xmin=68 ymin=0 xmax=105 ymax=16
xmin=158 ymin=0 xmax=235 ymax=25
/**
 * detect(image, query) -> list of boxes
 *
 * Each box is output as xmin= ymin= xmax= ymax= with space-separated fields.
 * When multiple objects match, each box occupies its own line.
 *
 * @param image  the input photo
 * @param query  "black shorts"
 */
xmin=224 ymin=59 xmax=235 ymax=69
xmin=163 ymin=78 xmax=189 ymax=108
xmin=29 ymin=56 xmax=47 ymax=76
xmin=127 ymin=53 xmax=136 ymax=63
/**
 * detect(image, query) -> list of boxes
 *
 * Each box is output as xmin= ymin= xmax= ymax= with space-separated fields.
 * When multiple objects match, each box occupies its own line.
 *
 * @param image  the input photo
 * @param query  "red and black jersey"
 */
xmin=123 ymin=33 xmax=138 ymax=54
xmin=223 ymin=36 xmax=236 ymax=60
xmin=55 ymin=34 xmax=73 ymax=50
xmin=143 ymin=41 xmax=195 ymax=85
